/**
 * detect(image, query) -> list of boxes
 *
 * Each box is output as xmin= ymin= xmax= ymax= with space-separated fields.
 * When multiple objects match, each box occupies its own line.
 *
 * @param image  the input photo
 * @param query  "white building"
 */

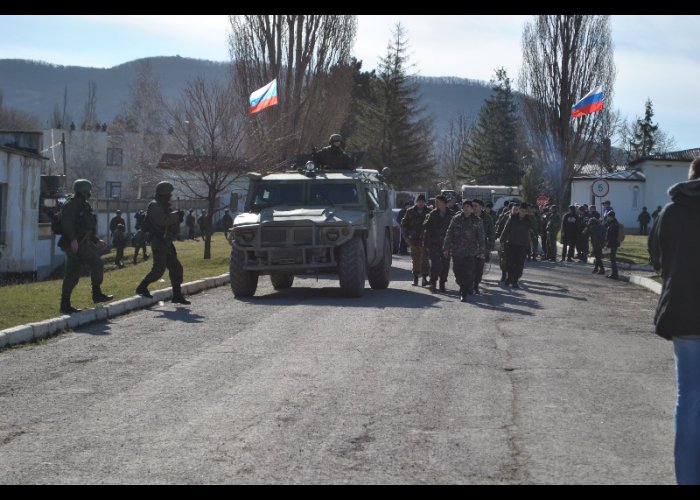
xmin=571 ymin=148 xmax=699 ymax=232
xmin=0 ymin=131 xmax=63 ymax=279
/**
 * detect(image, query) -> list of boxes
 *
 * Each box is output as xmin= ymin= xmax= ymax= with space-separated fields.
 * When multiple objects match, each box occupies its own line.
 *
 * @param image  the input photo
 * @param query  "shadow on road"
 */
xmin=75 ymin=321 xmax=112 ymax=336
xmin=243 ymin=286 xmax=442 ymax=309
xmin=152 ymin=307 xmax=206 ymax=323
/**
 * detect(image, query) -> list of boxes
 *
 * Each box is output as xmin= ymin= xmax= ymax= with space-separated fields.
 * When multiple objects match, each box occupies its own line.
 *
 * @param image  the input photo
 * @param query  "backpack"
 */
xmin=617 ymin=222 xmax=626 ymax=245
xmin=48 ymin=196 xmax=72 ymax=235
xmin=49 ymin=208 xmax=63 ymax=235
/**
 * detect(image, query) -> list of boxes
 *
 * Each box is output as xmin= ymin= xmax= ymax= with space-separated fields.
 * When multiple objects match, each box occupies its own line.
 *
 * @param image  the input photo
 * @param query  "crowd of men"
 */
xmin=398 ymin=194 xmax=629 ymax=302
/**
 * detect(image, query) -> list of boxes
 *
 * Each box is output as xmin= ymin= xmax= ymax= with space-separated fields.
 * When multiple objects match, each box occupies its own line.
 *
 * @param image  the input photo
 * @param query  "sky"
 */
xmin=0 ymin=14 xmax=698 ymax=150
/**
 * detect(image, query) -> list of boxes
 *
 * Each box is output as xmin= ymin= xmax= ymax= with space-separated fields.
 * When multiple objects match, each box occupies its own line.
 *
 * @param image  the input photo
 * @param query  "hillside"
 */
xmin=0 ymin=57 xmax=493 ymax=135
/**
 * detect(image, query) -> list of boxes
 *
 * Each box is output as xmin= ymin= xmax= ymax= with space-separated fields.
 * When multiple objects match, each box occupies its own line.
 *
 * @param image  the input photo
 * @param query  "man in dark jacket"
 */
xmin=221 ymin=209 xmax=234 ymax=238
xmin=638 ymin=206 xmax=652 ymax=235
xmin=648 ymin=158 xmax=700 ymax=485
xmin=109 ymin=209 xmax=125 ymax=236
xmin=396 ymin=202 xmax=411 ymax=255
xmin=443 ymin=200 xmax=485 ymax=302
xmin=423 ymin=195 xmax=452 ymax=293
xmin=500 ymin=202 xmax=532 ymax=289
xmin=186 ymin=209 xmax=196 ymax=240
xmin=401 ymin=194 xmax=431 ymax=286
xmin=583 ymin=217 xmax=606 ymax=275
xmin=112 ymin=223 xmax=127 ymax=268
xmin=560 ymin=205 xmax=580 ymax=262
xmin=605 ymin=211 xmax=620 ymax=280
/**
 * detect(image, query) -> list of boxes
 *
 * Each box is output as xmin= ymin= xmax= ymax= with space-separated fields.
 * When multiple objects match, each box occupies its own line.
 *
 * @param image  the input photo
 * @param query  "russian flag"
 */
xmin=571 ymin=86 xmax=604 ymax=118
xmin=249 ymin=79 xmax=278 ymax=114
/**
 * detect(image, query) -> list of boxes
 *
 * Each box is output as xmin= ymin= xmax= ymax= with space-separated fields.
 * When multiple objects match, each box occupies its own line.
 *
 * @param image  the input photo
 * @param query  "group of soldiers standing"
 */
xmin=399 ymin=194 xmax=627 ymax=301
xmin=58 ymin=179 xmax=192 ymax=314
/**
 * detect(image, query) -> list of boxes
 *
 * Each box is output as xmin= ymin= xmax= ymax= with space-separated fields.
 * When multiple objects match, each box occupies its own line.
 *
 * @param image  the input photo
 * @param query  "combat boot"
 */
xmin=171 ymin=285 xmax=191 ymax=305
xmin=421 ymin=275 xmax=429 ymax=287
xmin=459 ymin=287 xmax=468 ymax=302
xmin=136 ymin=280 xmax=153 ymax=299
xmin=412 ymin=274 xmax=419 ymax=286
xmin=500 ymin=271 xmax=507 ymax=283
xmin=92 ymin=285 xmax=114 ymax=303
xmin=60 ymin=295 xmax=81 ymax=314
xmin=439 ymin=280 xmax=446 ymax=293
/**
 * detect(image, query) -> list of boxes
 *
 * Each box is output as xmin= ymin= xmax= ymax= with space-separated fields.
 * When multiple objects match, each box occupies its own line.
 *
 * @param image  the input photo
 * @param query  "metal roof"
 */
xmin=573 ymin=169 xmax=645 ymax=182
xmin=629 ymin=148 xmax=700 ymax=166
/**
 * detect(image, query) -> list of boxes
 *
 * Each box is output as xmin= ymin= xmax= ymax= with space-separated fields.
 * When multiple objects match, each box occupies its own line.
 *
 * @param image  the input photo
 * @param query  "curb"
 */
xmin=0 ymin=273 xmax=231 ymax=350
xmin=552 ymin=242 xmax=660 ymax=295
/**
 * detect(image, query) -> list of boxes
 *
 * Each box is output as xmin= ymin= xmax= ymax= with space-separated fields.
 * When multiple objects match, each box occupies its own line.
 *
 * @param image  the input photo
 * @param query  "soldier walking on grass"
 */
xmin=136 ymin=181 xmax=191 ymax=305
xmin=58 ymin=179 xmax=114 ymax=314
xmin=112 ymin=223 xmax=127 ymax=268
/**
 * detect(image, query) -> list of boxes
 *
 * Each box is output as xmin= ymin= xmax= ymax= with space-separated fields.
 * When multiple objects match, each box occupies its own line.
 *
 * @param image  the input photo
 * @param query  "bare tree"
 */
xmin=438 ymin=112 xmax=474 ymax=189
xmin=110 ymin=61 xmax=172 ymax=199
xmin=228 ymin=15 xmax=357 ymax=163
xmin=166 ymin=77 xmax=250 ymax=259
xmin=519 ymin=15 xmax=616 ymax=204
xmin=81 ymin=82 xmax=99 ymax=131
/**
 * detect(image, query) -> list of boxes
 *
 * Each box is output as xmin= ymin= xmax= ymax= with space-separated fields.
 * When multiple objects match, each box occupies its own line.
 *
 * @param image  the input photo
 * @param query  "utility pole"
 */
xmin=61 ymin=132 xmax=67 ymax=177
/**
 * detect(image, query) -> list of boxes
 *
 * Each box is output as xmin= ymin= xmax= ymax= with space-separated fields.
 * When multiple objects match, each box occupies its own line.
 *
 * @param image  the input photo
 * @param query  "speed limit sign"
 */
xmin=591 ymin=178 xmax=610 ymax=198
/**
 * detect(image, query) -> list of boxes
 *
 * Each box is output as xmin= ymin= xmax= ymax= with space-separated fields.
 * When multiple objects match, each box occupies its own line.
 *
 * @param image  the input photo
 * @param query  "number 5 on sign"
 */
xmin=591 ymin=178 xmax=609 ymax=198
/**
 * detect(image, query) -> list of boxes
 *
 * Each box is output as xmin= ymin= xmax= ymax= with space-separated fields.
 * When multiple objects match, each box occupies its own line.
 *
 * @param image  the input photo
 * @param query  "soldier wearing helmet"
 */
xmin=136 ymin=181 xmax=191 ymax=305
xmin=314 ymin=133 xmax=353 ymax=170
xmin=58 ymin=178 xmax=114 ymax=314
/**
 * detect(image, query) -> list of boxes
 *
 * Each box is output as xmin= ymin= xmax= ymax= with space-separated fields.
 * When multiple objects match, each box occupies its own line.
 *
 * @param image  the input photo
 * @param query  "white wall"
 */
xmin=0 ymin=150 xmax=42 ymax=274
xmin=639 ymin=161 xmax=691 ymax=212
xmin=571 ymin=178 xmax=645 ymax=230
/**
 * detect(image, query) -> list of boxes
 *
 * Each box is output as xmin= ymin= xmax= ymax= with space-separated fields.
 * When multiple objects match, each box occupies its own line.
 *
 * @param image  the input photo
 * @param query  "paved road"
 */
xmin=0 ymin=255 xmax=675 ymax=484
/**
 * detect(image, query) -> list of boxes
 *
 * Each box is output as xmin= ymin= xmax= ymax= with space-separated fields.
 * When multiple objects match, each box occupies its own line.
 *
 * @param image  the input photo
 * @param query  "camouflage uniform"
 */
xmin=546 ymin=212 xmax=562 ymax=261
xmin=401 ymin=204 xmax=431 ymax=283
xmin=529 ymin=211 xmax=542 ymax=259
xmin=423 ymin=208 xmax=453 ymax=291
xmin=136 ymin=182 xmax=190 ymax=304
xmin=443 ymin=212 xmax=485 ymax=295
xmin=495 ymin=210 xmax=512 ymax=280
xmin=314 ymin=134 xmax=353 ymax=170
xmin=111 ymin=225 xmax=127 ymax=268
xmin=474 ymin=211 xmax=496 ymax=292
xmin=58 ymin=180 xmax=113 ymax=313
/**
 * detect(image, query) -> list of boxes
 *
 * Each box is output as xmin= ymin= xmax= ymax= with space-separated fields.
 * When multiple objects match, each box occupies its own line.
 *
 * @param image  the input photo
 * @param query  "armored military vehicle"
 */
xmin=228 ymin=163 xmax=394 ymax=298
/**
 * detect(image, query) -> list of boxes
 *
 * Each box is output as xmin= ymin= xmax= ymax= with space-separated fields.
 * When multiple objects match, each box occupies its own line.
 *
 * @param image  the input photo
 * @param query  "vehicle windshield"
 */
xmin=250 ymin=182 xmax=360 ymax=209
xmin=251 ymin=183 xmax=304 ymax=208
xmin=309 ymin=183 xmax=359 ymax=206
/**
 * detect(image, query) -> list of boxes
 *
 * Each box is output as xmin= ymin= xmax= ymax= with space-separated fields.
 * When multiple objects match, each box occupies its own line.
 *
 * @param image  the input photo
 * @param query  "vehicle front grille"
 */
xmin=293 ymin=228 xmax=313 ymax=246
xmin=261 ymin=229 xmax=286 ymax=245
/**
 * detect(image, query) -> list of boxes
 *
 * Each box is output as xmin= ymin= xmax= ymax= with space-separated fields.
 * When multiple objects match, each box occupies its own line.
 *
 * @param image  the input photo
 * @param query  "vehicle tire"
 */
xmin=368 ymin=233 xmax=391 ymax=289
xmin=230 ymin=247 xmax=258 ymax=297
xmin=338 ymin=235 xmax=366 ymax=297
xmin=270 ymin=273 xmax=294 ymax=290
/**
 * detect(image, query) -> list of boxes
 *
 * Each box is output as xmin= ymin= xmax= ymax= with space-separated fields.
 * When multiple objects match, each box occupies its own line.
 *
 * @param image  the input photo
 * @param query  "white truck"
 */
xmin=461 ymin=184 xmax=522 ymax=208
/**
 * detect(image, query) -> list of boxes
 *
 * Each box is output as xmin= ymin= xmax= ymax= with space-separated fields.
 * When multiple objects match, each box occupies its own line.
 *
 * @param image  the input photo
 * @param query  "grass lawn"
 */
xmin=613 ymin=234 xmax=651 ymax=266
xmin=0 ymin=235 xmax=232 ymax=331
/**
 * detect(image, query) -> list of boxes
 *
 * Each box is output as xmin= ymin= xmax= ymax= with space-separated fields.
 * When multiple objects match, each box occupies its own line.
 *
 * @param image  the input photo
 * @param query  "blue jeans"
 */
xmin=673 ymin=337 xmax=700 ymax=485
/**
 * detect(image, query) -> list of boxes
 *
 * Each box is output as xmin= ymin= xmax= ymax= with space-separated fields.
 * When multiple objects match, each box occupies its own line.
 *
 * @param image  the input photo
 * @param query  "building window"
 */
xmin=106 ymin=182 xmax=122 ymax=199
xmin=107 ymin=147 xmax=123 ymax=166
xmin=0 ymin=183 xmax=6 ymax=244
xmin=632 ymin=186 xmax=640 ymax=210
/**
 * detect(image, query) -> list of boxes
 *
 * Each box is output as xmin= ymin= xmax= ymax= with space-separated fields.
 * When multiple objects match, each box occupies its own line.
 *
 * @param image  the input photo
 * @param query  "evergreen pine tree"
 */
xmin=628 ymin=98 xmax=659 ymax=160
xmin=351 ymin=24 xmax=435 ymax=189
xmin=459 ymin=68 xmax=523 ymax=186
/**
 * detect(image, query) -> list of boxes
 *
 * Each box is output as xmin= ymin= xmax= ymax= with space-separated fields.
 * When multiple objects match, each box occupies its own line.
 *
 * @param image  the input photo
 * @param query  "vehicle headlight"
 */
xmin=238 ymin=231 xmax=255 ymax=242
xmin=325 ymin=229 xmax=340 ymax=242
